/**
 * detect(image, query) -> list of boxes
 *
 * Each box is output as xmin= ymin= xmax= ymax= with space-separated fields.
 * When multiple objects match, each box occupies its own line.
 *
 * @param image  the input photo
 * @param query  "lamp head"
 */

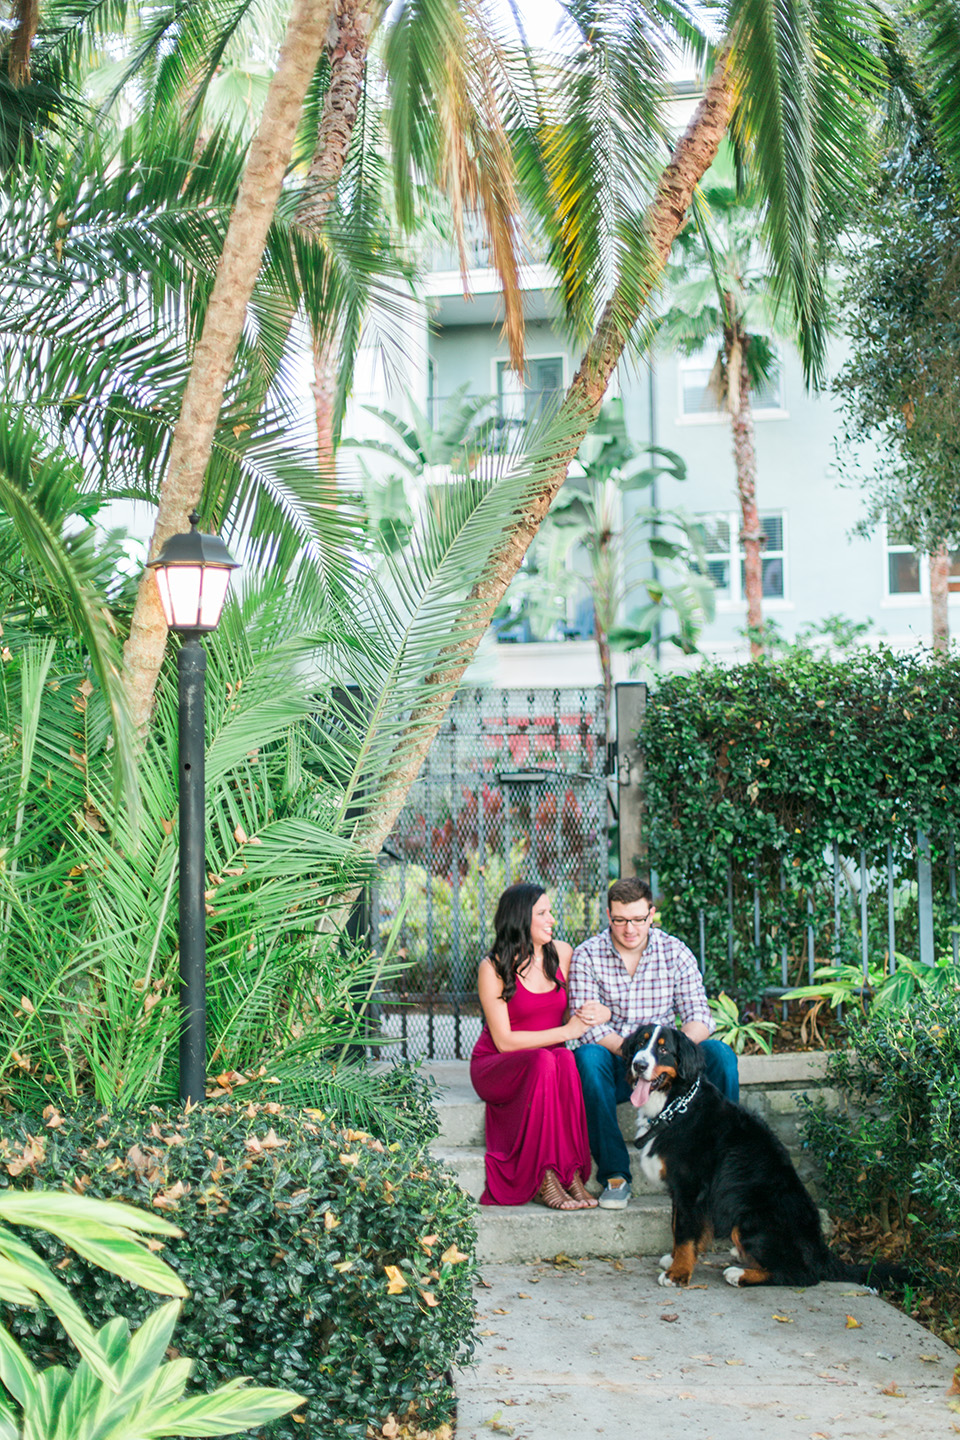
xmin=147 ymin=512 xmax=240 ymax=632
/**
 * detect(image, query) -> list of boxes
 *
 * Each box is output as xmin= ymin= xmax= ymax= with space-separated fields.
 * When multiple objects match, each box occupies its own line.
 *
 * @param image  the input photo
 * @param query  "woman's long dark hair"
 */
xmin=487 ymin=883 xmax=560 ymax=1003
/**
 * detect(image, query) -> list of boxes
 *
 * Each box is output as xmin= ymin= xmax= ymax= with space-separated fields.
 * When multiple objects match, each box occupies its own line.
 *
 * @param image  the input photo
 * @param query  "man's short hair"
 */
xmin=607 ymin=877 xmax=653 ymax=909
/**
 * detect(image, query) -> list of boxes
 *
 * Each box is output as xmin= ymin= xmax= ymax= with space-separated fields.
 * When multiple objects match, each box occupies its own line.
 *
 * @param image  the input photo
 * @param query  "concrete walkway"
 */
xmin=456 ymin=1252 xmax=960 ymax=1440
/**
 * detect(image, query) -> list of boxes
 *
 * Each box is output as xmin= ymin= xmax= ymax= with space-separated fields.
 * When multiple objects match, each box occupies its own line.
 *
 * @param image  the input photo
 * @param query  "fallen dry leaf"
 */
xmin=382 ymin=1416 xmax=399 ymax=1439
xmin=516 ymin=1292 xmax=531 ymax=1299
xmin=726 ymin=1358 xmax=744 ymax=1366
xmin=631 ymin=1355 xmax=650 ymax=1361
xmin=879 ymin=1381 xmax=905 ymax=1397
xmin=661 ymin=1313 xmax=679 ymax=1323
xmin=949 ymin=1365 xmax=960 ymax=1397
xmin=324 ymin=1211 xmax=339 ymax=1231
xmin=845 ymin=1315 xmax=862 ymax=1329
xmin=491 ymin=1308 xmax=510 ymax=1315
xmin=420 ymin=1290 xmax=439 ymax=1307
xmin=333 ymin=1261 xmax=353 ymax=1273
xmin=773 ymin=1314 xmax=793 ymax=1323
xmin=483 ymin=1414 xmax=514 ymax=1435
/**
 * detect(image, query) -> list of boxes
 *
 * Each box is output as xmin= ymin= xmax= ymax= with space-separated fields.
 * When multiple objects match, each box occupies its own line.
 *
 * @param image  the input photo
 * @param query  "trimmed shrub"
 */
xmin=641 ymin=649 xmax=960 ymax=991
xmin=0 ymin=1093 xmax=478 ymax=1438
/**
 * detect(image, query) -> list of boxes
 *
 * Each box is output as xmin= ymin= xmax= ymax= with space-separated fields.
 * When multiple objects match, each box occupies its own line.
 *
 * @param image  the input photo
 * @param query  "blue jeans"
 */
xmin=573 ymin=1038 xmax=740 ymax=1187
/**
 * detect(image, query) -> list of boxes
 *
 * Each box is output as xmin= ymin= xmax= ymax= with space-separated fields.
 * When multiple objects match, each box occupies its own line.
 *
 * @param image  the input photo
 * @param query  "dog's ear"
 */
xmin=675 ymin=1030 xmax=704 ymax=1083
xmin=619 ymin=1029 xmax=638 ymax=1066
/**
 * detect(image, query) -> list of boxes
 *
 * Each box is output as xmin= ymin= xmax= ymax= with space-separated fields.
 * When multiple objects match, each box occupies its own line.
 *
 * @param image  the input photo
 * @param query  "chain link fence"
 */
xmin=373 ymin=687 xmax=609 ymax=1059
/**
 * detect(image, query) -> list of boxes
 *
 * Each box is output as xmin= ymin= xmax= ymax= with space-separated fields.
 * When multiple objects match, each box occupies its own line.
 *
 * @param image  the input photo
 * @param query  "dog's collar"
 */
xmin=647 ymin=1074 xmax=702 ymax=1130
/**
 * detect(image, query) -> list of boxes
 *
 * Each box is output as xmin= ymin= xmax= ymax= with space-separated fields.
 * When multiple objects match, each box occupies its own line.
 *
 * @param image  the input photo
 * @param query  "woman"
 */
xmin=470 ymin=883 xmax=610 ymax=1209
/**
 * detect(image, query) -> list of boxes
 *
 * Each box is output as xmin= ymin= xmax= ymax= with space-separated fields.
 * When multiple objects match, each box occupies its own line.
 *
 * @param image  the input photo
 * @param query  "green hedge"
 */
xmin=0 ymin=1090 xmax=478 ymax=1438
xmin=641 ymin=650 xmax=960 ymax=991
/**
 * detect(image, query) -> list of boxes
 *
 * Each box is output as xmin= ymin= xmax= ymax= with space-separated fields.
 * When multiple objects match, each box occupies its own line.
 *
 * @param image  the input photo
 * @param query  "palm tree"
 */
xmin=658 ymin=144 xmax=798 ymax=658
xmin=541 ymin=402 xmax=714 ymax=713
xmin=0 ymin=0 xmax=926 ymax=864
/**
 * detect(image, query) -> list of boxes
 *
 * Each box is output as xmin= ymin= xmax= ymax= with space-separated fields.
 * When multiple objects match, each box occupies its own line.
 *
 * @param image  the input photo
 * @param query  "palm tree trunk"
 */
xmin=297 ymin=0 xmax=380 ymax=233
xmin=122 ymin=0 xmax=336 ymax=735
xmin=353 ymin=48 xmax=738 ymax=858
xmin=731 ymin=341 xmax=764 ymax=658
xmin=296 ymin=0 xmax=380 ymax=471
xmin=930 ymin=544 xmax=950 ymax=652
xmin=8 ymin=0 xmax=38 ymax=85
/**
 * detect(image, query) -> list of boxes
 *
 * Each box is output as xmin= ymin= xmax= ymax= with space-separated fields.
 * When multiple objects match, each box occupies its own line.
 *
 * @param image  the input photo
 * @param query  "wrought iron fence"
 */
xmin=664 ymin=830 xmax=960 ymax=1002
xmin=373 ymin=687 xmax=608 ymax=1059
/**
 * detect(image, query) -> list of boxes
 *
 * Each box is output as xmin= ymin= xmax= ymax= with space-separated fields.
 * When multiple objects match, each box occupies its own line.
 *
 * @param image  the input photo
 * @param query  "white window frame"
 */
xmin=697 ymin=509 xmax=791 ymax=610
xmin=882 ymin=521 xmax=960 ymax=606
xmin=493 ymin=354 xmax=567 ymax=423
xmin=675 ymin=347 xmax=788 ymax=426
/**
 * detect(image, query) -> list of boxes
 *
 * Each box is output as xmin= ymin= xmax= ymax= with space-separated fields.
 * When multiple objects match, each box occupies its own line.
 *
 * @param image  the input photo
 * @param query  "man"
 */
xmin=567 ymin=877 xmax=739 ymax=1209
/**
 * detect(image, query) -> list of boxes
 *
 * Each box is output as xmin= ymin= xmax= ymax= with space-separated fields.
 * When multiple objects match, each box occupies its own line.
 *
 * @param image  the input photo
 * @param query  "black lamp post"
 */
xmin=148 ymin=513 xmax=239 ymax=1106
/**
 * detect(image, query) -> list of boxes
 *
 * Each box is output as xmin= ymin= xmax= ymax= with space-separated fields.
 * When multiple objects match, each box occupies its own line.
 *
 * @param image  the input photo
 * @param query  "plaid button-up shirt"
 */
xmin=566 ymin=925 xmax=715 ymax=1050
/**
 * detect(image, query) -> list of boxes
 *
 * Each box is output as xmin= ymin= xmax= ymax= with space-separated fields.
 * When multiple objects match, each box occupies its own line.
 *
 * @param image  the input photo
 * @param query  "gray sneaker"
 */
xmin=598 ymin=1178 xmax=631 ymax=1209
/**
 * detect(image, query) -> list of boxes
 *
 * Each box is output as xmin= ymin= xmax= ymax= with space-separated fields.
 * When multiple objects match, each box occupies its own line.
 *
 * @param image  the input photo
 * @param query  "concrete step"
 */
xmin=474 ymin=1194 xmax=674 ymax=1263
xmin=426 ymin=1054 xmax=839 ymax=1262
xmin=428 ymin=1055 xmax=837 ymax=1154
xmin=434 ymin=1144 xmax=666 ymax=1201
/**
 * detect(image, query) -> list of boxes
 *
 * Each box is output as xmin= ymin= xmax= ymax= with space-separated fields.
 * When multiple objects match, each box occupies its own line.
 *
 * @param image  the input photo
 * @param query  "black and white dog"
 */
xmin=621 ymin=1023 xmax=911 ymax=1291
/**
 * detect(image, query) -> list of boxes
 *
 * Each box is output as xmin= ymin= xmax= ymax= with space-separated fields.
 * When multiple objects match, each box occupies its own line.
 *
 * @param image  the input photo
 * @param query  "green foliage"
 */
xmin=0 ymin=588 xmax=420 ymax=1122
xmin=0 ymin=1097 xmax=478 ymax=1439
xmin=496 ymin=402 xmax=714 ymax=662
xmin=708 ymin=992 xmax=777 ymax=1054
xmin=784 ymin=950 xmax=960 ymax=1016
xmin=0 ymin=1190 xmax=303 ymax=1439
xmin=641 ymin=649 xmax=960 ymax=992
xmin=800 ymin=986 xmax=960 ymax=1258
xmin=836 ymin=114 xmax=960 ymax=553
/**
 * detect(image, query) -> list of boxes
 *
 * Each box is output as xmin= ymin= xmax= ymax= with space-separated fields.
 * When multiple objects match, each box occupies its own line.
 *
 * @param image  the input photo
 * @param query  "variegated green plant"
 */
xmin=0 ymin=1190 xmax=303 ymax=1440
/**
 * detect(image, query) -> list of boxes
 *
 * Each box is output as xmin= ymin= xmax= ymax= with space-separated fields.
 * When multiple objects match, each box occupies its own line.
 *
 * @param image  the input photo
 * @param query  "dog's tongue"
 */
xmin=630 ymin=1077 xmax=652 ymax=1108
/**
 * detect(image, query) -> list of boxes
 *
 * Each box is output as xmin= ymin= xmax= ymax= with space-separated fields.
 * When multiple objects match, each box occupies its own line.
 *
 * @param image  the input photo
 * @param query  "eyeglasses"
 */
xmin=609 ymin=911 xmax=655 ymax=929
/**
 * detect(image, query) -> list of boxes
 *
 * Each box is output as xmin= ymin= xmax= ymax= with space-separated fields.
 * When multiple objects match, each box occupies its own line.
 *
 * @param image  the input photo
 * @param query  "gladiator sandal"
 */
xmin=566 ymin=1171 xmax=599 ymax=1208
xmin=534 ymin=1168 xmax=580 ymax=1210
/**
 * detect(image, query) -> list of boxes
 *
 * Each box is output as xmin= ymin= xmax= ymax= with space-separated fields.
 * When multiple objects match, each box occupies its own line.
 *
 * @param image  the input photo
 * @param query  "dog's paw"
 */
xmin=723 ymin=1266 xmax=745 ymax=1288
xmin=658 ymin=1253 xmax=674 ymax=1269
xmin=634 ymin=1116 xmax=650 ymax=1140
xmin=657 ymin=1270 xmax=677 ymax=1288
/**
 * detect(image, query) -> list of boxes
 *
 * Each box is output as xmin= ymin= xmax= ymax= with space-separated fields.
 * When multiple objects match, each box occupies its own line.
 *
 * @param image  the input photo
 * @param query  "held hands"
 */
xmin=566 ymin=1001 xmax=612 ymax=1038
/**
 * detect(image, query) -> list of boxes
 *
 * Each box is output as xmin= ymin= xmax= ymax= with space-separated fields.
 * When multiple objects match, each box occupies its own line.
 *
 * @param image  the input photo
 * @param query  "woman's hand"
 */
xmin=564 ymin=1001 xmax=611 ymax=1039
xmin=574 ymin=1001 xmax=611 ymax=1027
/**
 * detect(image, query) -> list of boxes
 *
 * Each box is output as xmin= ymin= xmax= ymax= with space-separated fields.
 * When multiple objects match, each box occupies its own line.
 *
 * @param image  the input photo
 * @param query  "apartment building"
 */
xmin=343 ymin=217 xmax=956 ymax=688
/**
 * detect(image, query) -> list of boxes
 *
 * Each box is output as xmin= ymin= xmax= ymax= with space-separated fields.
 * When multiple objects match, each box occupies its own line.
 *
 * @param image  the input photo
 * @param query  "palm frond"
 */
xmin=0 ymin=415 xmax=137 ymax=809
xmin=912 ymin=0 xmax=960 ymax=188
xmin=726 ymin=0 xmax=882 ymax=383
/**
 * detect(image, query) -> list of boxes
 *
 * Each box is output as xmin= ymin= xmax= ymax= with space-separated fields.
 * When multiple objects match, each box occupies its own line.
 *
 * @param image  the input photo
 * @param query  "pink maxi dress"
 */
xmin=470 ymin=971 xmax=592 ymax=1205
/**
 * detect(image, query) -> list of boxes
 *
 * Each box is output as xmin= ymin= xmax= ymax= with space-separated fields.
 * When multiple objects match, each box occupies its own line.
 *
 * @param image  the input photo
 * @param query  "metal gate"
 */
xmin=373 ymin=687 xmax=609 ymax=1059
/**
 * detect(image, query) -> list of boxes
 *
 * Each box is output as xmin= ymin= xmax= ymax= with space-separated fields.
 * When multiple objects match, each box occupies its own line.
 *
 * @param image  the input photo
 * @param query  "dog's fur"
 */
xmin=621 ymin=1023 xmax=912 ymax=1291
